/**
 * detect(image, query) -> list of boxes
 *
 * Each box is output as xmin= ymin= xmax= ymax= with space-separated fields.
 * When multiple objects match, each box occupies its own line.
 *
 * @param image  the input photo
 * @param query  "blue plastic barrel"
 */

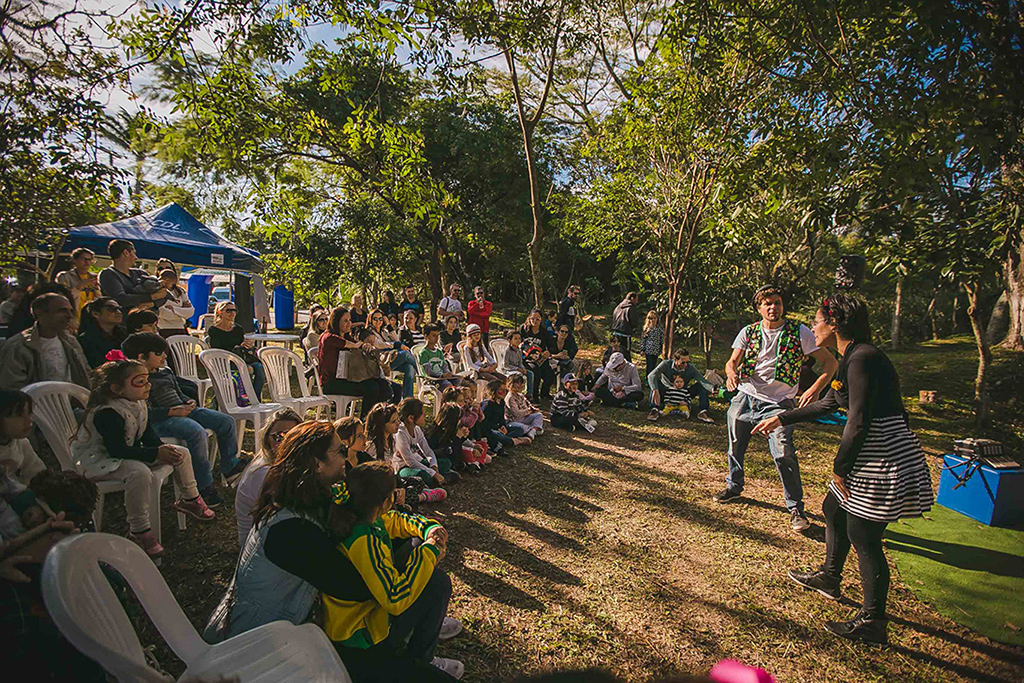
xmin=186 ymin=275 xmax=213 ymax=327
xmin=273 ymin=285 xmax=295 ymax=330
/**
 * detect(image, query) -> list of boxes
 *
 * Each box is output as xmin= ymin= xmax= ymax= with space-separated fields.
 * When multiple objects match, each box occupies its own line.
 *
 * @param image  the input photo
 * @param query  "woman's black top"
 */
xmin=207 ymin=324 xmax=245 ymax=351
xmin=399 ymin=327 xmax=425 ymax=348
xmin=78 ymin=325 xmax=127 ymax=369
xmin=350 ymin=309 xmax=367 ymax=326
xmin=439 ymin=328 xmax=462 ymax=350
xmin=780 ymin=342 xmax=906 ymax=477
xmin=547 ymin=334 xmax=578 ymax=360
xmin=519 ymin=323 xmax=550 ymax=352
xmin=263 ymin=517 xmax=373 ymax=602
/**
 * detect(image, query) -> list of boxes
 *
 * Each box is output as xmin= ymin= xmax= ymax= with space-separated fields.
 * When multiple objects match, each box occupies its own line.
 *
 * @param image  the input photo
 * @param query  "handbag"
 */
xmin=335 ymin=349 xmax=351 ymax=379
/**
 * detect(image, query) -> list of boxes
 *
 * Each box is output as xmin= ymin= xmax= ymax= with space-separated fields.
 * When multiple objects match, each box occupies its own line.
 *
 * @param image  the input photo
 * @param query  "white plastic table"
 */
xmin=244 ymin=333 xmax=301 ymax=349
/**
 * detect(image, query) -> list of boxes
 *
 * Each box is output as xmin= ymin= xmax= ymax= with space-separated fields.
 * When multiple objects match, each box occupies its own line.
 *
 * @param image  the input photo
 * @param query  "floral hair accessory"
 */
xmin=105 ymin=349 xmax=128 ymax=362
xmin=331 ymin=481 xmax=350 ymax=505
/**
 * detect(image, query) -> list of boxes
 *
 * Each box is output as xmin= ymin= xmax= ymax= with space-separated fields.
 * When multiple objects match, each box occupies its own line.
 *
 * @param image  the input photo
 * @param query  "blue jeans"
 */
xmin=155 ymin=408 xmax=240 ymax=490
xmin=390 ymin=350 xmax=417 ymax=398
xmin=249 ymin=360 xmax=266 ymax=400
xmin=725 ymin=392 xmax=803 ymax=512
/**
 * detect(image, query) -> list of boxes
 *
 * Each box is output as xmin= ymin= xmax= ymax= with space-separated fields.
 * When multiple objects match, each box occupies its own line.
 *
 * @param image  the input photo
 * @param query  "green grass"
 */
xmin=885 ymin=505 xmax=1024 ymax=648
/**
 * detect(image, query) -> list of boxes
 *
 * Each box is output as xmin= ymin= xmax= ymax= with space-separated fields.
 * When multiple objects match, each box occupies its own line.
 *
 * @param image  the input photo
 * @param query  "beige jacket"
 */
xmin=0 ymin=325 xmax=91 ymax=391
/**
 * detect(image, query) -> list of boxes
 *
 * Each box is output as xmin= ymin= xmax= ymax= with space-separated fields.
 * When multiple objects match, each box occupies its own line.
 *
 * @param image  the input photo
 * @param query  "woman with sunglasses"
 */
xmin=77 ymin=297 xmax=127 ymax=368
xmin=366 ymin=308 xmax=418 ymax=398
xmin=753 ymin=293 xmax=933 ymax=645
xmin=546 ymin=324 xmax=578 ymax=381
xmin=207 ymin=300 xmax=267 ymax=399
xmin=234 ymin=408 xmax=303 ymax=546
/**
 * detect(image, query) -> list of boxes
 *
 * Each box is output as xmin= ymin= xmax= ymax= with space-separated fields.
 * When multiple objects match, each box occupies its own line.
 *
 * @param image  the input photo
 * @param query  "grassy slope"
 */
xmin=122 ymin=336 xmax=1023 ymax=682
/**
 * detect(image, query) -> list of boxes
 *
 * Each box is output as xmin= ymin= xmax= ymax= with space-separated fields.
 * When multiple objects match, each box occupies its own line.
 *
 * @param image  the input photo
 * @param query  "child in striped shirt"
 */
xmin=661 ymin=373 xmax=692 ymax=419
xmin=550 ymin=374 xmax=596 ymax=432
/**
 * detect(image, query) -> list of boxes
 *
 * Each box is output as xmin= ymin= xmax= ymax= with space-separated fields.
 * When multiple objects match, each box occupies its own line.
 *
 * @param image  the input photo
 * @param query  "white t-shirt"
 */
xmin=732 ymin=321 xmax=817 ymax=403
xmin=437 ymin=297 xmax=463 ymax=318
xmin=37 ymin=336 xmax=71 ymax=382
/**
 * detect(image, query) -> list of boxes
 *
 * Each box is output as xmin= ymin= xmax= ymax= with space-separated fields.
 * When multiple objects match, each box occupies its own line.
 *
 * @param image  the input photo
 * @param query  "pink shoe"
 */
xmin=128 ymin=530 xmax=164 ymax=557
xmin=173 ymin=496 xmax=216 ymax=521
xmin=421 ymin=488 xmax=447 ymax=503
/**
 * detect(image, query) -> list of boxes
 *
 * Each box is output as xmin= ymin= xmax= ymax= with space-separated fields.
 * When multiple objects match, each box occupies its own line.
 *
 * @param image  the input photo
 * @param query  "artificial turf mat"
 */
xmin=884 ymin=504 xmax=1024 ymax=647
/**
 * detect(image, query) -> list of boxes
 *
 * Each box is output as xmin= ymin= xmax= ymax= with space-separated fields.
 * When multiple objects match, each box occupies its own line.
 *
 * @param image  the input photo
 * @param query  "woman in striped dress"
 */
xmin=753 ymin=292 xmax=933 ymax=645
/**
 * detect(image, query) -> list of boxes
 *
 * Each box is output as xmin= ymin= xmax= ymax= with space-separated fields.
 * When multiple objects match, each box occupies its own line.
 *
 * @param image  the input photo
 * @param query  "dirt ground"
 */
xmin=113 ymin=338 xmax=1023 ymax=682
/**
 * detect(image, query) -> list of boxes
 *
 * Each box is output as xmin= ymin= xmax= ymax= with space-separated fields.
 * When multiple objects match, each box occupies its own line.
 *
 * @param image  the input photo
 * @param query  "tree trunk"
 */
xmin=1001 ymin=233 xmax=1024 ymax=349
xmin=701 ymin=323 xmax=713 ymax=370
xmin=986 ymin=291 xmax=1010 ymax=346
xmin=953 ymin=285 xmax=971 ymax=334
xmin=664 ymin=279 xmax=680 ymax=357
xmin=963 ymin=281 xmax=992 ymax=429
xmin=891 ymin=275 xmax=904 ymax=350
xmin=427 ymin=236 xmax=443 ymax=324
xmin=927 ymin=286 xmax=941 ymax=340
xmin=519 ymin=128 xmax=545 ymax=309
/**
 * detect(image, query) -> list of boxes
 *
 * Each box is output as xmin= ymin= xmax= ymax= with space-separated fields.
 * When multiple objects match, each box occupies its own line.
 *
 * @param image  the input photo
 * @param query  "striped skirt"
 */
xmin=827 ymin=414 xmax=934 ymax=523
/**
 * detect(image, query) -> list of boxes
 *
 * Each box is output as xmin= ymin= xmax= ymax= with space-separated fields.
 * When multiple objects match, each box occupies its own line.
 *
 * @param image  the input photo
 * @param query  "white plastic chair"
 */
xmin=199 ymin=349 xmax=283 ymax=446
xmin=23 ymin=381 xmax=184 ymax=543
xmin=258 ymin=347 xmax=331 ymax=419
xmin=457 ymin=340 xmax=490 ymax=400
xmin=42 ymin=533 xmax=352 ymax=683
xmin=489 ymin=337 xmax=510 ymax=372
xmin=409 ymin=342 xmax=444 ymax=412
xmin=166 ymin=335 xmax=212 ymax=405
xmin=309 ymin=355 xmax=360 ymax=419
xmin=197 ymin=313 xmax=215 ymax=333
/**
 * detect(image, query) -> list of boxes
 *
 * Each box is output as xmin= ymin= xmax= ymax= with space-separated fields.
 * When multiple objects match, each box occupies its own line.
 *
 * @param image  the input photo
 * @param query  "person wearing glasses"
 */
xmin=436 ymin=283 xmax=464 ymax=323
xmin=207 ymin=300 xmax=267 ymax=399
xmin=0 ymin=293 xmax=90 ymax=391
xmin=647 ymin=348 xmax=716 ymax=424
xmin=234 ymin=408 xmax=302 ymax=546
xmin=366 ymin=309 xmax=418 ymax=399
xmin=546 ymin=324 xmax=578 ymax=380
xmin=77 ymin=297 xmax=128 ymax=369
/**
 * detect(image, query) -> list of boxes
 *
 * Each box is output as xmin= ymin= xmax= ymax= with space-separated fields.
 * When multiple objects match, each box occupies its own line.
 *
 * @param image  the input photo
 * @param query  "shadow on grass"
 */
xmin=885 ymin=531 xmax=1024 ymax=579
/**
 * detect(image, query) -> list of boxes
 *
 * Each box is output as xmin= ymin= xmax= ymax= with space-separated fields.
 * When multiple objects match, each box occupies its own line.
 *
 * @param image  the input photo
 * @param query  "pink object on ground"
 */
xmin=709 ymin=660 xmax=775 ymax=683
xmin=421 ymin=488 xmax=448 ymax=503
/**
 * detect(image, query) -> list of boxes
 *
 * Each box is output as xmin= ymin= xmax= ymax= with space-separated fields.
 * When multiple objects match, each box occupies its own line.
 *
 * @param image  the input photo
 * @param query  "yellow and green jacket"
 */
xmin=322 ymin=510 xmax=441 ymax=648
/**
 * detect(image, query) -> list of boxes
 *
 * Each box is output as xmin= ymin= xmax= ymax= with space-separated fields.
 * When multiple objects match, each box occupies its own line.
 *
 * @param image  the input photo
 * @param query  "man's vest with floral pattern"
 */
xmin=739 ymin=320 xmax=803 ymax=387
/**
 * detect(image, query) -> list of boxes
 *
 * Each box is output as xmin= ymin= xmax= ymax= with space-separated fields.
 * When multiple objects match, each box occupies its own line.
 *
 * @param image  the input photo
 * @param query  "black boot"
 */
xmin=788 ymin=568 xmax=842 ymax=601
xmin=824 ymin=613 xmax=888 ymax=646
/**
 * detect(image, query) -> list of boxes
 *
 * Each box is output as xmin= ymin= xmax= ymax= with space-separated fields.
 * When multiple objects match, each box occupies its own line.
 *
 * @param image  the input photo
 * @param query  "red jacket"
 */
xmin=467 ymin=299 xmax=493 ymax=332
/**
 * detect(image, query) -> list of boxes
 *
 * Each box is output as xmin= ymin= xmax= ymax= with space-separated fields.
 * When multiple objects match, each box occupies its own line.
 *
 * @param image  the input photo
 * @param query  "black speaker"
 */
xmin=835 ymin=255 xmax=866 ymax=290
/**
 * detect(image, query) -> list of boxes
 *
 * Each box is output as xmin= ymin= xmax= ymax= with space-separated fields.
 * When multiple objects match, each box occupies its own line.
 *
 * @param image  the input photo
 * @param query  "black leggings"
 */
xmin=823 ymin=491 xmax=890 ymax=618
xmin=551 ymin=413 xmax=585 ymax=431
xmin=323 ymin=377 xmax=393 ymax=417
xmin=595 ymin=386 xmax=644 ymax=407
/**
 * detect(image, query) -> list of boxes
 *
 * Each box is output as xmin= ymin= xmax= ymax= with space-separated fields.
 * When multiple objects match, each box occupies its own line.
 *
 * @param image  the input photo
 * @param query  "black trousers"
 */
xmin=644 ymin=354 xmax=659 ymax=384
xmin=611 ymin=331 xmax=632 ymax=362
xmin=823 ymin=491 xmax=890 ymax=618
xmin=595 ymin=385 xmax=643 ymax=407
xmin=323 ymin=377 xmax=393 ymax=417
xmin=528 ymin=363 xmax=555 ymax=401
xmin=551 ymin=413 xmax=585 ymax=431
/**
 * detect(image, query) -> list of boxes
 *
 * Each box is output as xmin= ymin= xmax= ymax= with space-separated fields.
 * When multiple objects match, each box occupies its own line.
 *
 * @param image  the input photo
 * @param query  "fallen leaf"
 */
xmin=1006 ymin=622 xmax=1020 ymax=632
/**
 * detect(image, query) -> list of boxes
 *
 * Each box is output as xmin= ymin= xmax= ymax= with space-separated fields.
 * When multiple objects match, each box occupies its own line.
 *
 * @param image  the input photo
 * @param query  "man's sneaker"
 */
xmin=173 ymin=496 xmax=216 ymax=522
xmin=438 ymin=617 xmax=463 ymax=641
xmin=697 ymin=410 xmax=715 ymax=424
xmin=444 ymin=470 xmax=461 ymax=484
xmin=824 ymin=614 xmax=888 ymax=646
xmin=647 ymin=409 xmax=661 ymax=422
xmin=128 ymin=530 xmax=164 ymax=557
xmin=431 ymin=657 xmax=465 ymax=680
xmin=421 ymin=488 xmax=447 ymax=503
xmin=198 ymin=485 xmax=223 ymax=509
xmin=791 ymin=509 xmax=811 ymax=532
xmin=713 ymin=488 xmax=742 ymax=503
xmin=788 ymin=568 xmax=842 ymax=601
xmin=224 ymin=458 xmax=252 ymax=485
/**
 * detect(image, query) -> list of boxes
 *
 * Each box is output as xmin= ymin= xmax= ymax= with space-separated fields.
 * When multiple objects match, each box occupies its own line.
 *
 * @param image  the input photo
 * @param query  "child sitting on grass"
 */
xmin=72 ymin=356 xmax=214 ymax=557
xmin=429 ymin=402 xmax=486 ymax=473
xmin=481 ymin=379 xmax=532 ymax=451
xmin=364 ymin=403 xmax=446 ymax=506
xmin=444 ymin=386 xmax=491 ymax=466
xmin=503 ymin=329 xmax=534 ymax=396
xmin=551 ymin=373 xmax=596 ymax=433
xmin=323 ymin=460 xmax=464 ymax=681
xmin=394 ymin=398 xmax=459 ymax=487
xmin=575 ymin=359 xmax=597 ymax=399
xmin=660 ymin=374 xmax=692 ymax=419
xmin=504 ymin=373 xmax=544 ymax=438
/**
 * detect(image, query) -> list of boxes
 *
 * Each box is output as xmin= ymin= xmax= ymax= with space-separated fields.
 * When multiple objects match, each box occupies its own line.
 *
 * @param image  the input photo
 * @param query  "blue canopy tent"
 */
xmin=63 ymin=203 xmax=262 ymax=272
xmin=64 ymin=204 xmax=265 ymax=327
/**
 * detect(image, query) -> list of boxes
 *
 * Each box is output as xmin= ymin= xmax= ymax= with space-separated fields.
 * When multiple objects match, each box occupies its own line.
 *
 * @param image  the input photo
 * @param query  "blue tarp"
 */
xmin=64 ymin=203 xmax=262 ymax=272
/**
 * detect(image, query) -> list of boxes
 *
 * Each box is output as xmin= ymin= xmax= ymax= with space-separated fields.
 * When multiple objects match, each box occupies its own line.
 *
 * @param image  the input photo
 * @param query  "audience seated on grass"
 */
xmin=574 ymin=359 xmax=597 ymax=399
xmin=428 ymin=402 xmax=485 ymax=474
xmin=481 ymin=379 xmax=531 ymax=450
xmin=551 ymin=373 xmax=596 ymax=433
xmin=122 ymin=332 xmax=250 ymax=510
xmin=233 ymin=408 xmax=302 ymax=547
xmin=72 ymin=357 xmax=214 ymax=558
xmin=502 ymin=329 xmax=534 ymax=396
xmin=364 ymin=403 xmax=447 ymax=507
xmin=395 ymin=398 xmax=459 ymax=486
xmin=547 ymin=322 xmax=578 ymax=379
xmin=519 ymin=309 xmax=554 ymax=401
xmin=594 ymin=352 xmax=643 ymax=409
xmin=323 ymin=460 xmax=465 ymax=681
xmin=647 ymin=348 xmax=715 ymax=424
xmin=505 ymin=373 xmax=544 ymax=438
xmin=0 ymin=292 xmax=90 ymax=391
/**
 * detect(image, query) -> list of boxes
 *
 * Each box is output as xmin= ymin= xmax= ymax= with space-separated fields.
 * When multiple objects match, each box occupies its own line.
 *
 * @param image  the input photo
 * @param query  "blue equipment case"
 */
xmin=937 ymin=454 xmax=1024 ymax=527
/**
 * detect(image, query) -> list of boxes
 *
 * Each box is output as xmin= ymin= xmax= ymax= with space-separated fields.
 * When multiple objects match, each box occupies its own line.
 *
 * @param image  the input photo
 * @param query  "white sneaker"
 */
xmin=439 ymin=616 xmax=463 ymax=641
xmin=583 ymin=419 xmax=597 ymax=433
xmin=431 ymin=656 xmax=465 ymax=679
xmin=534 ymin=427 xmax=544 ymax=435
